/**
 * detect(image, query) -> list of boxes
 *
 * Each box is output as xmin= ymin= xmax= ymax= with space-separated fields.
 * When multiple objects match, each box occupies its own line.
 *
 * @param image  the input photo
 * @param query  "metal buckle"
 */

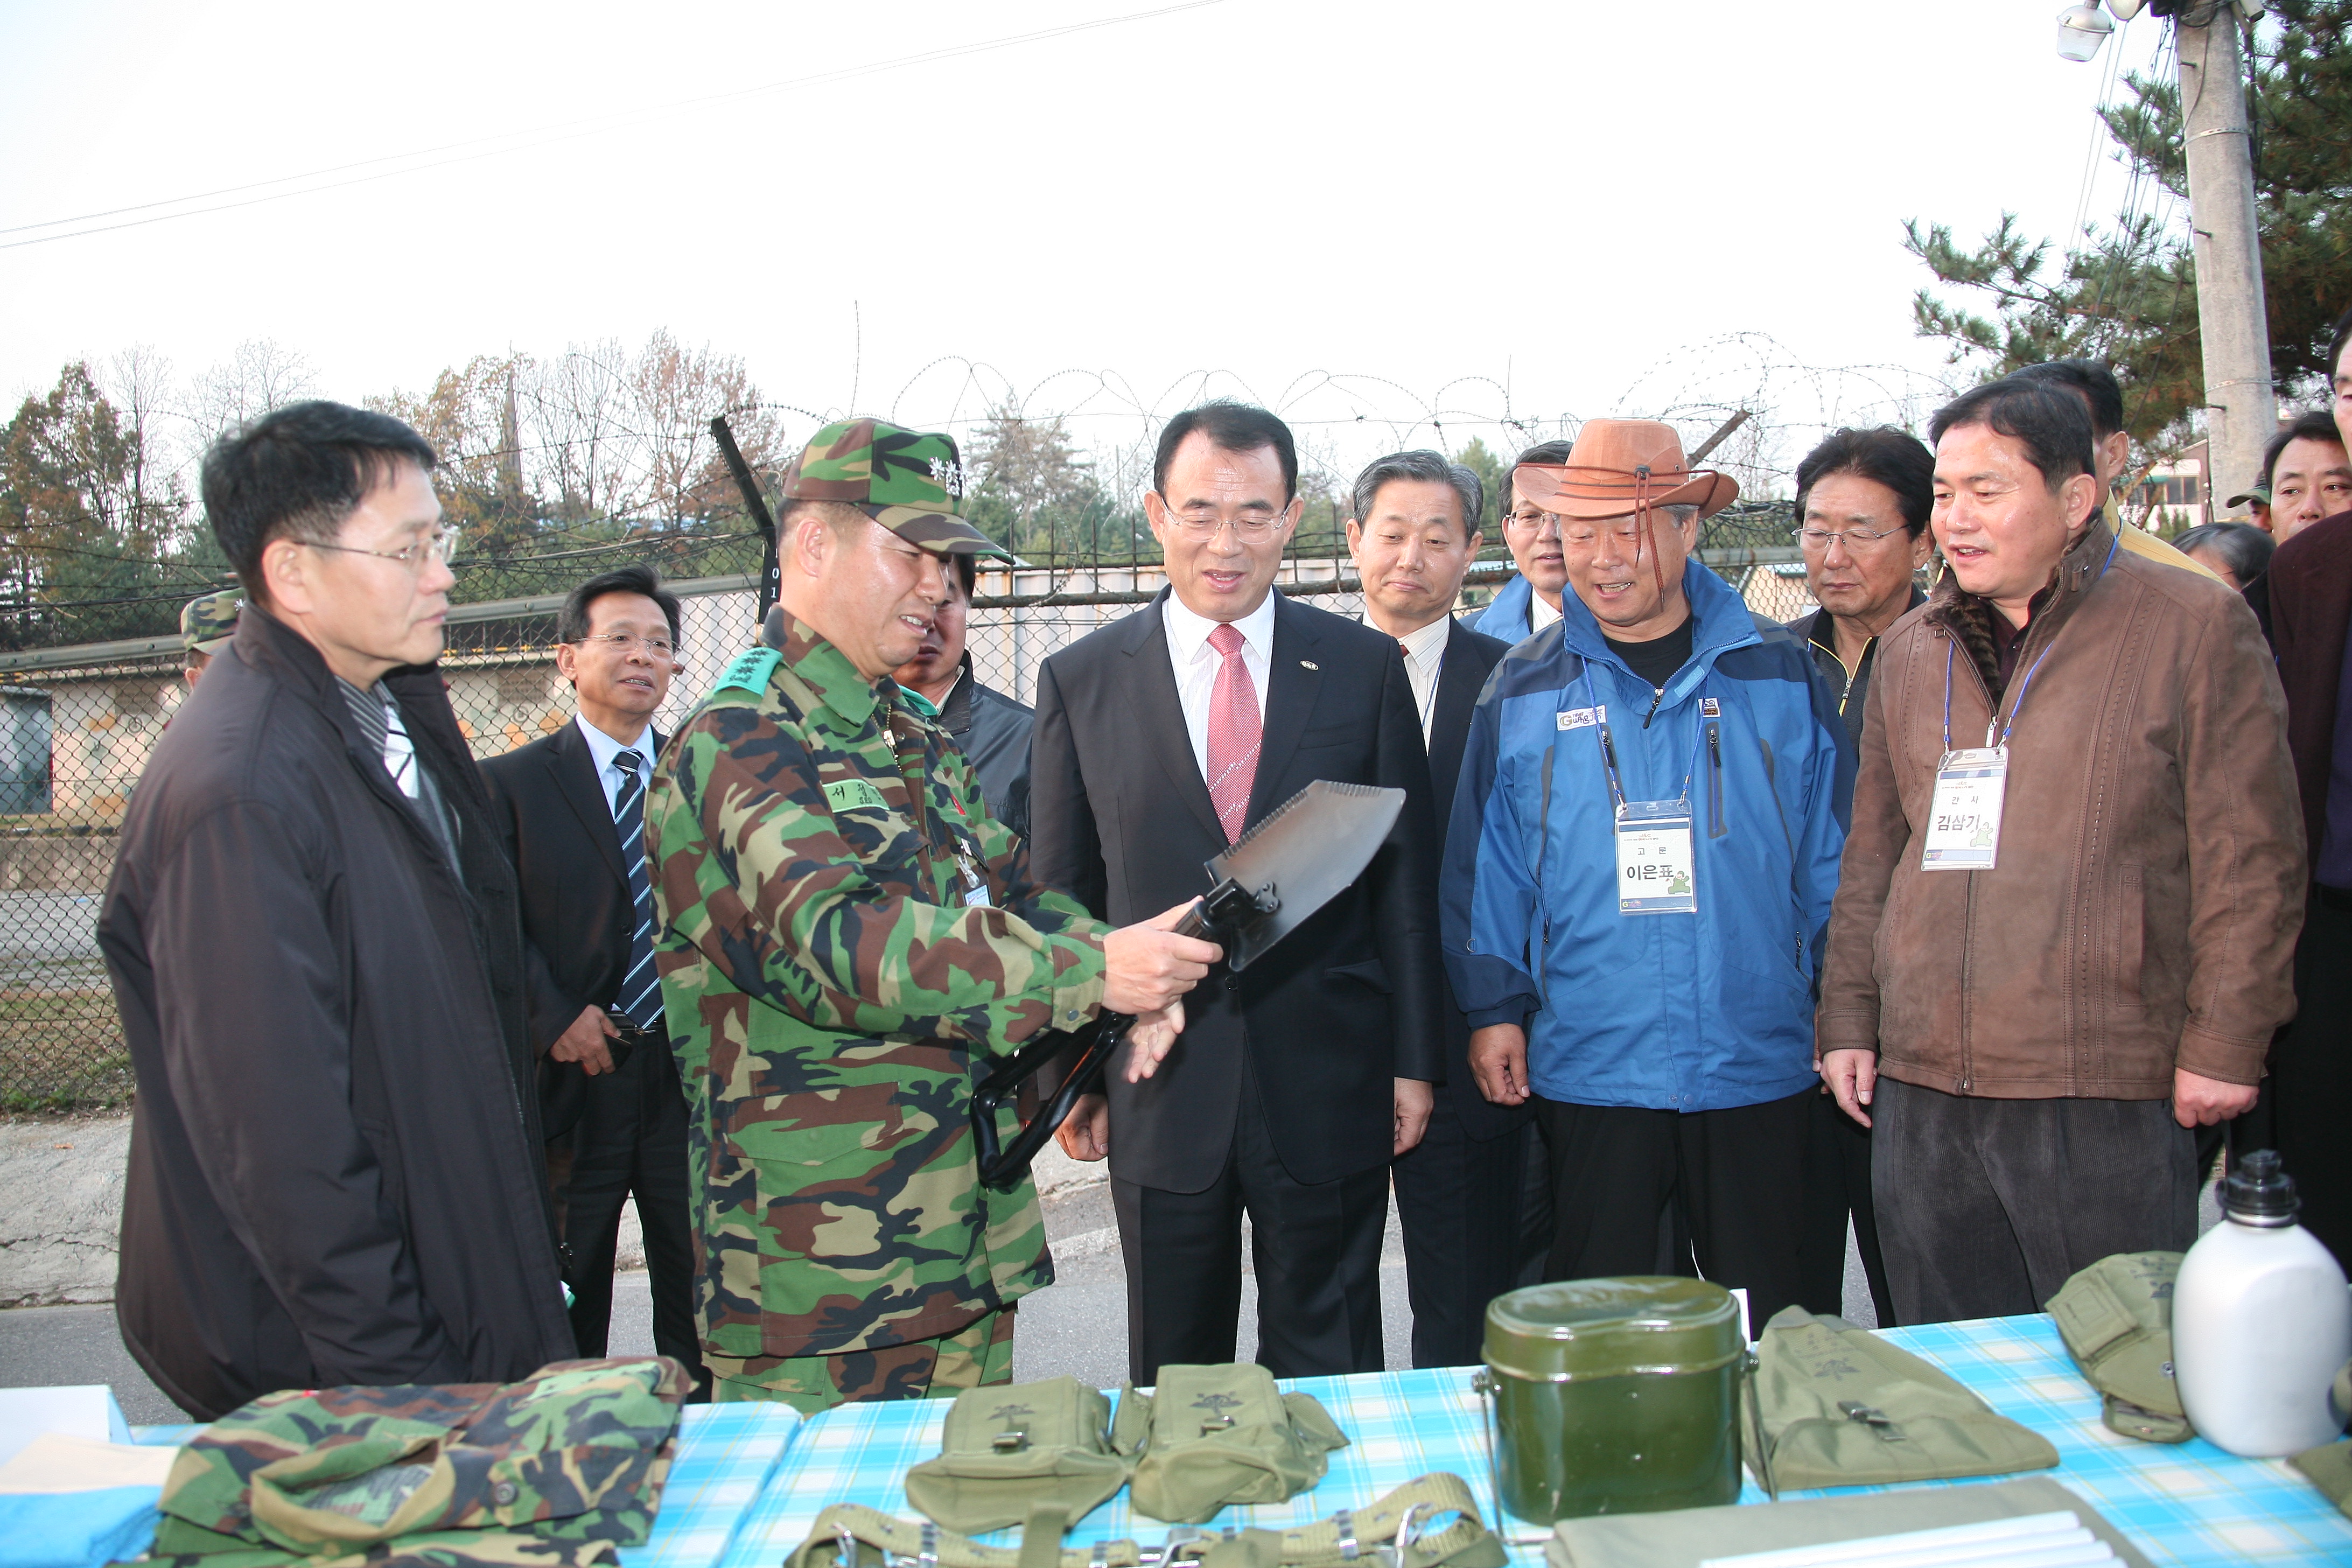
xmin=1334 ymin=1508 xmax=1359 ymax=1561
xmin=1198 ymin=1414 xmax=1235 ymax=1434
xmin=1837 ymin=1401 xmax=1906 ymax=1441
xmin=991 ymin=1428 xmax=1030 ymax=1452
xmin=835 ymin=1525 xmax=860 ymax=1568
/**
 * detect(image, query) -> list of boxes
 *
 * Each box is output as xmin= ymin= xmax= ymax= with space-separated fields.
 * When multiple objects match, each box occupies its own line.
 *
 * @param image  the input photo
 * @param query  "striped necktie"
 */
xmin=610 ymin=751 xmax=662 ymax=1030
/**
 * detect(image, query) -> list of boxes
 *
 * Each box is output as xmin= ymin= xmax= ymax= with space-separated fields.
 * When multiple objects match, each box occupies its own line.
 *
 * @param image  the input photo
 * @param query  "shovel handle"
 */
xmin=970 ymin=899 xmax=1216 ymax=1189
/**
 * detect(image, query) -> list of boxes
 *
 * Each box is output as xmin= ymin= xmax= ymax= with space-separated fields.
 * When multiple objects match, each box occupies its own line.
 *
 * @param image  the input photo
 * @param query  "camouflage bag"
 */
xmin=141 ymin=1358 xmax=690 ymax=1568
xmin=2046 ymin=1252 xmax=2193 ymax=1443
xmin=1114 ymin=1365 xmax=1348 ymax=1525
xmin=904 ymin=1377 xmax=1130 ymax=1535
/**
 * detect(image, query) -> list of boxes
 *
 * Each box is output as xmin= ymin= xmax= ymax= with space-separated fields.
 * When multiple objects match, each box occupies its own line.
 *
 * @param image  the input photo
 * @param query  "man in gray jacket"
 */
xmin=99 ymin=401 xmax=575 ymax=1418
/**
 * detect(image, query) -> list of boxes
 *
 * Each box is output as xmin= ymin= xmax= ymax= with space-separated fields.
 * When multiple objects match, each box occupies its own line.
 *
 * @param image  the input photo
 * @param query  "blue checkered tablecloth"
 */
xmin=625 ymin=1404 xmax=802 ymax=1568
xmin=722 ymin=1316 xmax=2352 ymax=1568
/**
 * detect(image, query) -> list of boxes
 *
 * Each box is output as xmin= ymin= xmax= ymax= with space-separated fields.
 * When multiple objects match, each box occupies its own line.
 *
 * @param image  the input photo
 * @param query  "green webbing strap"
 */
xmin=787 ymin=1474 xmax=1505 ymax=1568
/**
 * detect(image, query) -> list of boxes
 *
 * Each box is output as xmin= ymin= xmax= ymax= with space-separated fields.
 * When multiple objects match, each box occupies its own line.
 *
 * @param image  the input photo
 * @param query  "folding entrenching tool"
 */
xmin=971 ymin=780 xmax=1406 ymax=1189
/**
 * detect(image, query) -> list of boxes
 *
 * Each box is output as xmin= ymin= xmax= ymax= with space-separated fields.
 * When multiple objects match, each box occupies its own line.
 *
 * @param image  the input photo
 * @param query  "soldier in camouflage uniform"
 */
xmin=179 ymin=587 xmax=241 ymax=688
xmin=647 ymin=418 xmax=1219 ymax=1412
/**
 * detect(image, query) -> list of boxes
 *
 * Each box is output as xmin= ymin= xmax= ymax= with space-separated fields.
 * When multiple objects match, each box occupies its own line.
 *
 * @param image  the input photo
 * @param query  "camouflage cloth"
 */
xmin=647 ymin=605 xmax=1111 ymax=1382
xmin=705 ymin=1302 xmax=1018 ymax=1414
xmin=781 ymin=418 xmax=1007 ymax=556
xmin=139 ymin=1357 xmax=690 ymax=1568
xmin=180 ymin=590 xmax=242 ymax=655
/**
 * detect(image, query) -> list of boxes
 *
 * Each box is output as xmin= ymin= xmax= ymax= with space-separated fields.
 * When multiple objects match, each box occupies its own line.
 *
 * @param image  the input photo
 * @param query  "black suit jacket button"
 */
xmin=1224 ymin=974 xmax=1239 ymax=991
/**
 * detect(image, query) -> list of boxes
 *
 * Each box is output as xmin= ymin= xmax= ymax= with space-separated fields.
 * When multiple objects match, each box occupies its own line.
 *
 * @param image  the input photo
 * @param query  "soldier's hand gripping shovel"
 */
xmin=971 ymin=779 xmax=1406 ymax=1189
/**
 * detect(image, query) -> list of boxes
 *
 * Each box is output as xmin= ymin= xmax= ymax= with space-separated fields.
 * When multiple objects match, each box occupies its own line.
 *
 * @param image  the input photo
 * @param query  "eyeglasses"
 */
xmin=578 ymin=631 xmax=677 ymax=658
xmin=1168 ymin=508 xmax=1287 ymax=541
xmin=1504 ymin=509 xmax=1564 ymax=535
xmin=1793 ymin=525 xmax=1907 ymax=551
xmin=304 ymin=527 xmax=461 ymax=571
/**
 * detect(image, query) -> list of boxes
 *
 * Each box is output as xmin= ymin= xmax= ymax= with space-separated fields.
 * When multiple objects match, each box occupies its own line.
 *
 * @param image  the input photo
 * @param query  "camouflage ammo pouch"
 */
xmin=904 ymin=1377 xmax=1131 ymax=1535
xmin=143 ymin=1357 xmax=690 ymax=1568
xmin=2046 ymin=1251 xmax=2193 ymax=1443
xmin=793 ymin=1472 xmax=1504 ymax=1568
xmin=1742 ymin=1309 xmax=2057 ymax=1492
xmin=1111 ymin=1365 xmax=1348 ymax=1525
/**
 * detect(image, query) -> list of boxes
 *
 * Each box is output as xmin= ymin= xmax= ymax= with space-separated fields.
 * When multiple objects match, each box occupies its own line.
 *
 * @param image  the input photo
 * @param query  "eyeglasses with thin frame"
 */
xmin=303 ymin=527 xmax=461 ymax=571
xmin=1166 ymin=505 xmax=1289 ymax=541
xmin=1792 ymin=524 xmax=1907 ymax=552
xmin=576 ymin=631 xmax=677 ymax=659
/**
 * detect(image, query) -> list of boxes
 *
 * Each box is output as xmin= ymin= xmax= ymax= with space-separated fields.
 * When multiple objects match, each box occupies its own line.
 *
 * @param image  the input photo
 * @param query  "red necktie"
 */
xmin=1205 ymin=622 xmax=1261 ymax=844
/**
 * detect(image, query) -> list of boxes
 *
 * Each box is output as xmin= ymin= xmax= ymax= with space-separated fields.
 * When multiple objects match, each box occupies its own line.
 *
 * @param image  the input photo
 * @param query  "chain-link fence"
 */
xmin=0 ymin=510 xmax=1808 ymax=1107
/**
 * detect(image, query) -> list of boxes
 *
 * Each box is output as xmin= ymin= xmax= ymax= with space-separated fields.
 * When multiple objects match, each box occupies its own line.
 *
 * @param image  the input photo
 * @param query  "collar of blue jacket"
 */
xmin=1437 ymin=556 xmax=1853 ymax=1114
xmin=1464 ymin=572 xmax=1536 ymax=642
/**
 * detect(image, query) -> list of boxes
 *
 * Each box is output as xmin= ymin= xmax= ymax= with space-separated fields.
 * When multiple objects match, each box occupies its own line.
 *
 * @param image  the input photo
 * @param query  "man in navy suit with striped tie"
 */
xmin=484 ymin=565 xmax=705 ymax=1395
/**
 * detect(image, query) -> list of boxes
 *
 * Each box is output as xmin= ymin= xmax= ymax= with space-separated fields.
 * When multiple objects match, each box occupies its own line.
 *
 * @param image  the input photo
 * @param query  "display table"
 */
xmin=714 ymin=1315 xmax=2352 ymax=1568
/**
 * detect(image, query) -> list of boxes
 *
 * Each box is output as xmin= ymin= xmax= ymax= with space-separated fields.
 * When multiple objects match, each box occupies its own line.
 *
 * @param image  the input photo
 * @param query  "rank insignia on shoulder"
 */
xmin=713 ymin=647 xmax=782 ymax=695
xmin=824 ymin=778 xmax=890 ymax=813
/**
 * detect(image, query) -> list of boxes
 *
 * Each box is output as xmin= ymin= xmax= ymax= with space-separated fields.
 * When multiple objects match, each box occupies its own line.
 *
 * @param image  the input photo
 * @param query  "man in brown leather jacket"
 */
xmin=1816 ymin=375 xmax=2304 ymax=1326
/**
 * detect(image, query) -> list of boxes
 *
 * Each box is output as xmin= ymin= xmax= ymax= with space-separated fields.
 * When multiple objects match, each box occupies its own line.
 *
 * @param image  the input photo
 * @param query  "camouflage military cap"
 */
xmin=783 ymin=418 xmax=1008 ymax=558
xmin=180 ymin=589 xmax=242 ymax=654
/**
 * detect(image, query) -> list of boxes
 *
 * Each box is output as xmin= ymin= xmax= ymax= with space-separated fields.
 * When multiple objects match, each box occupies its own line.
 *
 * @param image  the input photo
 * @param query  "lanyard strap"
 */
xmin=1941 ymin=532 xmax=2121 ymax=753
xmin=1581 ymin=661 xmax=1703 ymax=810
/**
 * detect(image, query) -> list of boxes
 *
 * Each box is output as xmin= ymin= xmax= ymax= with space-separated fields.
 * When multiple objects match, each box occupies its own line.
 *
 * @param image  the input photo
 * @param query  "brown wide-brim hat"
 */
xmin=1514 ymin=419 xmax=1739 ymax=521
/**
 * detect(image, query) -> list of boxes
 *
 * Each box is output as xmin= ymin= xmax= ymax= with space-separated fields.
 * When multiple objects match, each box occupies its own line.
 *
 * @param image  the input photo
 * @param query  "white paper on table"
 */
xmin=0 ymin=1432 xmax=179 ymax=1493
xmin=1700 ymin=1510 xmax=2117 ymax=1568
xmin=0 ymin=1386 xmax=133 ymax=1467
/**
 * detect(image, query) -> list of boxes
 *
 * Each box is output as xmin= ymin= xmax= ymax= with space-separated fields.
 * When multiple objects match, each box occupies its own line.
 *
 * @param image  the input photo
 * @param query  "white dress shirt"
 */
xmin=1390 ymin=615 xmax=1451 ymax=744
xmin=1163 ymin=590 xmax=1277 ymax=781
xmin=575 ymin=712 xmax=656 ymax=816
xmin=1530 ymin=592 xmax=1564 ymax=635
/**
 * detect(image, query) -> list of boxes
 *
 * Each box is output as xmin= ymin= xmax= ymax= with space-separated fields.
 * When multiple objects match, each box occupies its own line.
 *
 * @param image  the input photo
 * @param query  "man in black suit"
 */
xmin=1343 ymin=451 xmax=1545 ymax=1368
xmin=1030 ymin=402 xmax=1445 ymax=1381
xmin=482 ymin=565 xmax=706 ymax=1395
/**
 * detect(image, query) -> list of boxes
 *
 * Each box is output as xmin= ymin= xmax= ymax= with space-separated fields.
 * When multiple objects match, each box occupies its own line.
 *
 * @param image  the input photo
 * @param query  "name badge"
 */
xmin=1921 ymin=747 xmax=2007 ymax=871
xmin=1558 ymin=705 xmax=1604 ymax=731
xmin=1616 ymin=798 xmax=1696 ymax=915
xmin=956 ymin=846 xmax=991 ymax=908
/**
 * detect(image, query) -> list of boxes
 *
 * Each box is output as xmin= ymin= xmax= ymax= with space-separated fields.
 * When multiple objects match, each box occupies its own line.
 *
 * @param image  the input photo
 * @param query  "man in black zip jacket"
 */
xmin=99 ymin=402 xmax=576 ymax=1419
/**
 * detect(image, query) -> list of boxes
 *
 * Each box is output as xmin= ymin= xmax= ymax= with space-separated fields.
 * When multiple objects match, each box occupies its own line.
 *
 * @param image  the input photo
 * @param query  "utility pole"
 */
xmin=2172 ymin=2 xmax=2277 ymax=507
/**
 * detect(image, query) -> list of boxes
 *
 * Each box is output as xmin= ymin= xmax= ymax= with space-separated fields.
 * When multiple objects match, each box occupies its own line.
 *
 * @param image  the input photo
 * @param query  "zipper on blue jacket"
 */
xmin=1534 ymin=744 xmax=1555 ymax=1005
xmin=1706 ymin=722 xmax=1725 ymax=838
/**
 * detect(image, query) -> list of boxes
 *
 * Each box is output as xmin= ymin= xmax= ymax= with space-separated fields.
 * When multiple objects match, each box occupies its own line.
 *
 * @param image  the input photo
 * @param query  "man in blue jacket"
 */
xmin=1441 ymin=419 xmax=1850 ymax=1327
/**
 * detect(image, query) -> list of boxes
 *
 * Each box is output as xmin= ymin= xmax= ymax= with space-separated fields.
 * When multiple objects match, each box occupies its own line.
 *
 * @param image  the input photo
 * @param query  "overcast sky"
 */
xmin=0 ymin=0 xmax=2170 ymax=485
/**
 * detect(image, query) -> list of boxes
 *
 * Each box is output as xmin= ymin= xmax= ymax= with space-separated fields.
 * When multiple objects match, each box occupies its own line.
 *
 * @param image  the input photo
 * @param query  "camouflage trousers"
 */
xmin=707 ymin=1305 xmax=1017 ymax=1415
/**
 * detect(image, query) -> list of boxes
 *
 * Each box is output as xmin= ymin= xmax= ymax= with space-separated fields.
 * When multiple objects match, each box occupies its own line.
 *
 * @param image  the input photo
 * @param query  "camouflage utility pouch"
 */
xmin=2046 ymin=1252 xmax=2193 ymax=1443
xmin=1115 ymin=1364 xmax=1348 ymax=1524
xmin=904 ymin=1377 xmax=1130 ymax=1535
xmin=1745 ymin=1310 xmax=2057 ymax=1491
xmin=146 ymin=1357 xmax=690 ymax=1568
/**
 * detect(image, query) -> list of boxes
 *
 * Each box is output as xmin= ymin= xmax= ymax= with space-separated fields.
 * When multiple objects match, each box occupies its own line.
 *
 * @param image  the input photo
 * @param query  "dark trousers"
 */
xmin=1872 ymin=1076 xmax=2196 ymax=1326
xmin=2273 ymin=891 xmax=2352 ymax=1271
xmin=547 ymin=1027 xmax=706 ymax=1395
xmin=1533 ymin=1088 xmax=1812 ymax=1332
xmin=1796 ymin=1089 xmax=1896 ymax=1324
xmin=1111 ymin=1068 xmax=1388 ymax=1383
xmin=1392 ymin=1076 xmax=1551 ymax=1368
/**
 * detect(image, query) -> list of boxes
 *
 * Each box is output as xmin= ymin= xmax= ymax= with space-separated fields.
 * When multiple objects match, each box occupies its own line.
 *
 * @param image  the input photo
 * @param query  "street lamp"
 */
xmin=2056 ymin=3 xmax=2113 ymax=62
xmin=2055 ymin=1 xmax=2266 ymax=65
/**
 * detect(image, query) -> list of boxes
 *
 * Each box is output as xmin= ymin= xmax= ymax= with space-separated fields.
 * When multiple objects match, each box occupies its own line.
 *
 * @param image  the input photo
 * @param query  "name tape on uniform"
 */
xmin=1558 ymin=705 xmax=1606 ymax=731
xmin=823 ymin=778 xmax=890 ymax=814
